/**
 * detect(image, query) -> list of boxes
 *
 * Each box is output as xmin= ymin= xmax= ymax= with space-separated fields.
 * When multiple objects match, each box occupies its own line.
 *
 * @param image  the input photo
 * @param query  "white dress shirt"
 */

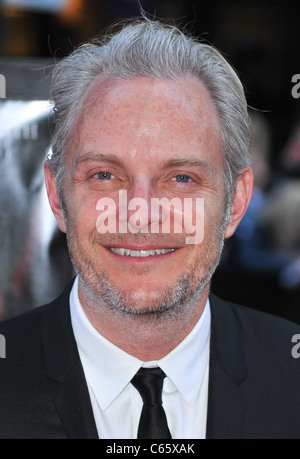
xmin=70 ymin=276 xmax=211 ymax=439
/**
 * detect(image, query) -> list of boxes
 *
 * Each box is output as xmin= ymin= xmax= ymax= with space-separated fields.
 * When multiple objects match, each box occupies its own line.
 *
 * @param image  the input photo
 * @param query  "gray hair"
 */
xmin=48 ymin=18 xmax=251 ymax=211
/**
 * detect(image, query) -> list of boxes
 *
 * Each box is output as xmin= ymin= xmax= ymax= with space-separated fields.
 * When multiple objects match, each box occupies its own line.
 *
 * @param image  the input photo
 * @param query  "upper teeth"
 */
xmin=109 ymin=248 xmax=175 ymax=257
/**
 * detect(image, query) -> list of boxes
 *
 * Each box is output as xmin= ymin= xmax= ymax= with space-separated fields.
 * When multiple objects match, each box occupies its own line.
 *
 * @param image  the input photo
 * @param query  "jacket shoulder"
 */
xmin=210 ymin=293 xmax=300 ymax=369
xmin=0 ymin=283 xmax=71 ymax=353
xmin=0 ymin=281 xmax=74 ymax=375
xmin=210 ymin=292 xmax=300 ymax=341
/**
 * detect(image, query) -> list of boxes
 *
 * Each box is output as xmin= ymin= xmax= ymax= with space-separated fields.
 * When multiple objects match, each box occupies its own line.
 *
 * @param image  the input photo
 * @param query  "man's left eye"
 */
xmin=173 ymin=174 xmax=191 ymax=183
xmin=95 ymin=171 xmax=114 ymax=180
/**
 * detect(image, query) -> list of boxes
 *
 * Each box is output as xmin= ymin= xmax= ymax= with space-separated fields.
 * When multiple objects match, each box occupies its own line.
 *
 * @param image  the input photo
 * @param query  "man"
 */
xmin=0 ymin=19 xmax=299 ymax=439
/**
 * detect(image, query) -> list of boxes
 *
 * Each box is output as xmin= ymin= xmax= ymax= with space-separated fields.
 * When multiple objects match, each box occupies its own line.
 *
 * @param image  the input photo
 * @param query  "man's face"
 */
xmin=48 ymin=76 xmax=236 ymax=317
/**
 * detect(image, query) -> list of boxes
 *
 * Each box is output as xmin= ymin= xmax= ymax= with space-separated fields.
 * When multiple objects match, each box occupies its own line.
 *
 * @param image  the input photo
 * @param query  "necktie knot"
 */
xmin=131 ymin=367 xmax=166 ymax=406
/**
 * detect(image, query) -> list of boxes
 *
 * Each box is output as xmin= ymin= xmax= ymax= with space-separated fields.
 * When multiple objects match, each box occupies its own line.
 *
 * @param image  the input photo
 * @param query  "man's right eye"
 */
xmin=95 ymin=171 xmax=114 ymax=180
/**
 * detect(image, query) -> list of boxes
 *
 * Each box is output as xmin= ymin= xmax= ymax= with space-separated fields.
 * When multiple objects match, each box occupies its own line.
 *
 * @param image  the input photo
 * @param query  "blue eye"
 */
xmin=174 ymin=174 xmax=190 ymax=183
xmin=96 ymin=171 xmax=113 ymax=180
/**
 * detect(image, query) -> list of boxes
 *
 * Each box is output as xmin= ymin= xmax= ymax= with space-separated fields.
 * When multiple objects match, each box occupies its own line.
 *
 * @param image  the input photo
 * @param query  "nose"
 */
xmin=127 ymin=178 xmax=153 ymax=203
xmin=117 ymin=178 xmax=183 ymax=235
xmin=124 ymin=178 xmax=155 ymax=234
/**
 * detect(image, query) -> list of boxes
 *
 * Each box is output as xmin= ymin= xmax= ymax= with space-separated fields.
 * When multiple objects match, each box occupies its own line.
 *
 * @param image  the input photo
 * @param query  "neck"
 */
xmin=78 ymin=282 xmax=209 ymax=361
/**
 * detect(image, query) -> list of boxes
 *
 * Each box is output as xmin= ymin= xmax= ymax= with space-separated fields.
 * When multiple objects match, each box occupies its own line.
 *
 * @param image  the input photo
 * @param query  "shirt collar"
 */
xmin=159 ymin=301 xmax=210 ymax=405
xmin=70 ymin=276 xmax=210 ymax=410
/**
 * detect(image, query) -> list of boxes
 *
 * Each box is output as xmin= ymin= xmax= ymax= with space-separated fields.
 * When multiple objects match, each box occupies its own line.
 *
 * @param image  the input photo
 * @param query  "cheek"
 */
xmin=202 ymin=197 xmax=225 ymax=240
xmin=66 ymin=194 xmax=101 ymax=239
xmin=180 ymin=198 xmax=205 ymax=245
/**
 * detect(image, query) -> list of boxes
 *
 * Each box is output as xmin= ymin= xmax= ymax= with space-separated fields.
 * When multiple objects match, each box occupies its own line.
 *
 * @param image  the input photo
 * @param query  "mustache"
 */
xmin=90 ymin=231 xmax=189 ymax=247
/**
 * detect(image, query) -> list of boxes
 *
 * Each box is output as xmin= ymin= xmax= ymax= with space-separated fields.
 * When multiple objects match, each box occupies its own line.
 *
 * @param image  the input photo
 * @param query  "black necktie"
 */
xmin=131 ymin=367 xmax=172 ymax=439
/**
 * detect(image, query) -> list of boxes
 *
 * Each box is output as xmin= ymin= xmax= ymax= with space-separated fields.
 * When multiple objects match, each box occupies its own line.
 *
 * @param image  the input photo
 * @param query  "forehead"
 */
xmin=68 ymin=75 xmax=223 ymax=167
xmin=82 ymin=74 xmax=219 ymax=124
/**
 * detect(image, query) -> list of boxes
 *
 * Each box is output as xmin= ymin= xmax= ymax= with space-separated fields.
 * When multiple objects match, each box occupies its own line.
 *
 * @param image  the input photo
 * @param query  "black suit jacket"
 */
xmin=0 ymin=282 xmax=300 ymax=439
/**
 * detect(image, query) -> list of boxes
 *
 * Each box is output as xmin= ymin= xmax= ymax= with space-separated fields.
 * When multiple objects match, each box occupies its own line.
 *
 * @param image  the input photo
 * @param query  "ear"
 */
xmin=44 ymin=161 xmax=67 ymax=233
xmin=225 ymin=167 xmax=254 ymax=239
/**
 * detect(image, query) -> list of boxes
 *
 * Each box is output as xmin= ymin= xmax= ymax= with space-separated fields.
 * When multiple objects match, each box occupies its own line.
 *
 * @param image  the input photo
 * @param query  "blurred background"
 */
xmin=0 ymin=0 xmax=300 ymax=323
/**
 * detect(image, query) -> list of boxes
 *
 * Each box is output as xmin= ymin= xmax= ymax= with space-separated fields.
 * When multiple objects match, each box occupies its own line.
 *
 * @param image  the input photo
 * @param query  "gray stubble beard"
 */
xmin=66 ymin=212 xmax=226 ymax=326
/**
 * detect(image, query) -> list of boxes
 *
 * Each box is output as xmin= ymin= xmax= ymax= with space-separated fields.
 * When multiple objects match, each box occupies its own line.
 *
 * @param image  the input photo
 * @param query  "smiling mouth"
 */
xmin=108 ymin=247 xmax=176 ymax=257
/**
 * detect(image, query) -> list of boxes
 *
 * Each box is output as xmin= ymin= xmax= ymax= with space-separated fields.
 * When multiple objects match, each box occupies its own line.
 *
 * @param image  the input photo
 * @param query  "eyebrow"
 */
xmin=75 ymin=152 xmax=216 ymax=181
xmin=75 ymin=152 xmax=125 ymax=169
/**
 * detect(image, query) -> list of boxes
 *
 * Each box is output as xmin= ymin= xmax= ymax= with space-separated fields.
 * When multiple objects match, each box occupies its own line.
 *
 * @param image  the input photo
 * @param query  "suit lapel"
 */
xmin=206 ymin=294 xmax=248 ymax=439
xmin=41 ymin=283 xmax=98 ymax=439
xmin=53 ymin=360 xmax=99 ymax=439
